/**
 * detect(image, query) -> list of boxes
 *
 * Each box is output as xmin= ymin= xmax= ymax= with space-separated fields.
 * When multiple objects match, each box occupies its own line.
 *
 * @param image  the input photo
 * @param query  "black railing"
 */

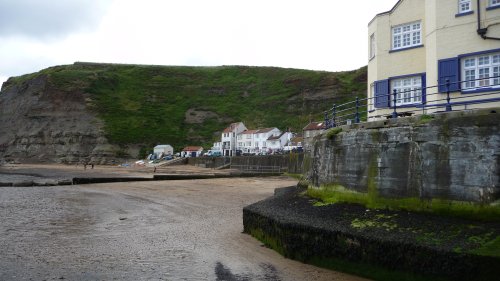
xmin=323 ymin=76 xmax=500 ymax=128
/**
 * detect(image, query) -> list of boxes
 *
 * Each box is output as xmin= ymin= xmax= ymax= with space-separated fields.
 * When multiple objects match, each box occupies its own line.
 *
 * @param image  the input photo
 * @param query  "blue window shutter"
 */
xmin=374 ymin=79 xmax=390 ymax=108
xmin=438 ymin=58 xmax=460 ymax=92
xmin=421 ymin=73 xmax=427 ymax=103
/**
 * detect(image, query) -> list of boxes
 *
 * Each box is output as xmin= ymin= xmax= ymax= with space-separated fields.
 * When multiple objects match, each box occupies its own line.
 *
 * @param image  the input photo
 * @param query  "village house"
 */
xmin=236 ymin=129 xmax=259 ymax=154
xmin=266 ymin=131 xmax=293 ymax=152
xmin=217 ymin=122 xmax=294 ymax=155
xmin=181 ymin=146 xmax=203 ymax=158
xmin=221 ymin=122 xmax=247 ymax=156
xmin=253 ymin=128 xmax=281 ymax=154
xmin=368 ymin=0 xmax=500 ymax=120
xmin=235 ymin=127 xmax=282 ymax=154
xmin=302 ymin=121 xmax=324 ymax=152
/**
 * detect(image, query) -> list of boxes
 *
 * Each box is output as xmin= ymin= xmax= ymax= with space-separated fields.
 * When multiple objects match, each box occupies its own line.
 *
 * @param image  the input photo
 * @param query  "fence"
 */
xmin=323 ymin=76 xmax=500 ymax=128
xmin=229 ymin=164 xmax=286 ymax=174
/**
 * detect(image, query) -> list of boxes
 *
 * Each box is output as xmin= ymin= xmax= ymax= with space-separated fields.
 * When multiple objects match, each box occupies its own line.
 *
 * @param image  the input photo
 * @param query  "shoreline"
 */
xmin=0 ymin=163 xmax=284 ymax=186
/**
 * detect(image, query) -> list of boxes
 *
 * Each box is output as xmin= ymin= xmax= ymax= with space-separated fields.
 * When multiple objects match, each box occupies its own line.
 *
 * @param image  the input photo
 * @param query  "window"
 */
xmin=491 ymin=0 xmax=500 ymax=7
xmin=391 ymin=76 xmax=422 ymax=105
xmin=392 ymin=21 xmax=421 ymax=50
xmin=459 ymin=0 xmax=472 ymax=13
xmin=369 ymin=83 xmax=375 ymax=110
xmin=462 ymin=52 xmax=500 ymax=90
xmin=369 ymin=33 xmax=376 ymax=59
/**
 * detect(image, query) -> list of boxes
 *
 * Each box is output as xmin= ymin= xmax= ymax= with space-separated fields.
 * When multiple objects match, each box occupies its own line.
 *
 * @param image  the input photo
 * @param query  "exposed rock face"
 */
xmin=184 ymin=108 xmax=221 ymax=124
xmin=0 ymin=75 xmax=118 ymax=164
xmin=309 ymin=109 xmax=500 ymax=203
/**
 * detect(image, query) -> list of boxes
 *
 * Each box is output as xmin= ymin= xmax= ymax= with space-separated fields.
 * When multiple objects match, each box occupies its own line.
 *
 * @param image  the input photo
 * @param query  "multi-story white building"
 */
xmin=221 ymin=122 xmax=247 ymax=156
xmin=218 ymin=123 xmax=293 ymax=155
xmin=253 ymin=128 xmax=281 ymax=153
xmin=368 ymin=0 xmax=500 ymax=120
xmin=236 ymin=129 xmax=259 ymax=153
xmin=235 ymin=127 xmax=282 ymax=154
xmin=266 ymin=132 xmax=293 ymax=152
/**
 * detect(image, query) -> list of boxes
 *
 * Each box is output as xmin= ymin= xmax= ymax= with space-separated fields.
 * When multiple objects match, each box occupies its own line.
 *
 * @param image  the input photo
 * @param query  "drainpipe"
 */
xmin=477 ymin=0 xmax=500 ymax=40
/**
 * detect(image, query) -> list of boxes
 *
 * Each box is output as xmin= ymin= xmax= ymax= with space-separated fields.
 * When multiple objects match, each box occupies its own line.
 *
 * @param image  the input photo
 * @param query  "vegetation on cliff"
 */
xmin=2 ymin=62 xmax=366 ymax=151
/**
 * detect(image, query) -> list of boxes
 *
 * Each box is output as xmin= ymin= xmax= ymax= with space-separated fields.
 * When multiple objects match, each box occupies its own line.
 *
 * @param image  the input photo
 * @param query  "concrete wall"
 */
xmin=309 ymin=108 xmax=500 ymax=203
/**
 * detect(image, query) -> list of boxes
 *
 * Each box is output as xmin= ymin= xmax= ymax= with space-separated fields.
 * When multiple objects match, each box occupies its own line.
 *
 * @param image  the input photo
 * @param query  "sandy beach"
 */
xmin=0 ymin=164 xmax=367 ymax=281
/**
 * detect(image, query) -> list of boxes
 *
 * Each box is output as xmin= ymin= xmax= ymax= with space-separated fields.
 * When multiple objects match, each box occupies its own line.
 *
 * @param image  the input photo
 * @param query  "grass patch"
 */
xmin=417 ymin=114 xmax=434 ymax=125
xmin=326 ymin=127 xmax=342 ymax=139
xmin=306 ymin=184 xmax=500 ymax=222
xmin=469 ymin=235 xmax=500 ymax=257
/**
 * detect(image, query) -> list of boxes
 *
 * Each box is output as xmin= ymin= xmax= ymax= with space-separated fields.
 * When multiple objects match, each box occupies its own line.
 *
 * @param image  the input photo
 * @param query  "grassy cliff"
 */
xmin=3 ymin=62 xmax=366 ymax=152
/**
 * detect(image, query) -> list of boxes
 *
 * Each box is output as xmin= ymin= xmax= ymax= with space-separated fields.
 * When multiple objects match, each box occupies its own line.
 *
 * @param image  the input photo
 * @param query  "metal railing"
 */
xmin=323 ymin=76 xmax=500 ymax=128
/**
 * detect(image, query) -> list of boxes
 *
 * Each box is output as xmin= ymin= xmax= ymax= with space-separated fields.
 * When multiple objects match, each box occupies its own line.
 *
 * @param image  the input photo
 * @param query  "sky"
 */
xmin=0 ymin=0 xmax=397 ymax=88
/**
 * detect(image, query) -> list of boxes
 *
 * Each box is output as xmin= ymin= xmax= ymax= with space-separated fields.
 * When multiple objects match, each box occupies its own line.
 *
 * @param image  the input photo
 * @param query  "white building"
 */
xmin=253 ymin=128 xmax=281 ymax=153
xmin=181 ymin=146 xmax=204 ymax=157
xmin=237 ymin=129 xmax=259 ymax=153
xmin=153 ymin=144 xmax=173 ymax=158
xmin=211 ymin=141 xmax=222 ymax=152
xmin=235 ymin=127 xmax=288 ymax=154
xmin=266 ymin=132 xmax=293 ymax=152
xmin=221 ymin=122 xmax=247 ymax=156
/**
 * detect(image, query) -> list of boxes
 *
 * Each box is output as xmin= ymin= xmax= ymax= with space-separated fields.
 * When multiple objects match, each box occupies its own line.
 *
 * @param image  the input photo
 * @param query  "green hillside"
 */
xmin=5 ymin=62 xmax=366 ymax=152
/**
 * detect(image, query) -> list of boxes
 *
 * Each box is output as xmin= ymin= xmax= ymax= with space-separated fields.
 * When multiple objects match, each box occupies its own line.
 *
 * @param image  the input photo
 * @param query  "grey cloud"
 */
xmin=0 ymin=0 xmax=112 ymax=40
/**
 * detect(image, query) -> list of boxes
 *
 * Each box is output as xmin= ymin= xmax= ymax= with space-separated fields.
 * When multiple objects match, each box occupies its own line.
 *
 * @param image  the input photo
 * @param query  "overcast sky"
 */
xmin=0 ymin=0 xmax=397 ymax=87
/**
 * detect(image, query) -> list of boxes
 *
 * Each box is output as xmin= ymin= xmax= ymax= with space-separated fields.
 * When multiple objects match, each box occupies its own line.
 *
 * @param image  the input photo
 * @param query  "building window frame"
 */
xmin=369 ymin=33 xmax=376 ymax=60
xmin=391 ymin=75 xmax=423 ymax=106
xmin=461 ymin=52 xmax=500 ymax=91
xmin=391 ymin=21 xmax=422 ymax=51
xmin=459 ymin=0 xmax=472 ymax=13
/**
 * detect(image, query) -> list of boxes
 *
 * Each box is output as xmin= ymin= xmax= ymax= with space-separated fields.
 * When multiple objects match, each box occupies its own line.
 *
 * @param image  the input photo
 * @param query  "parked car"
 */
xmin=205 ymin=150 xmax=222 ymax=157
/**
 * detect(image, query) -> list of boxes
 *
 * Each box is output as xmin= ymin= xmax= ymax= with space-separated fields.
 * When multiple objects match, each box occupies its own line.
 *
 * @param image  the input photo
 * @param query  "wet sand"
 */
xmin=0 ymin=165 xmax=368 ymax=281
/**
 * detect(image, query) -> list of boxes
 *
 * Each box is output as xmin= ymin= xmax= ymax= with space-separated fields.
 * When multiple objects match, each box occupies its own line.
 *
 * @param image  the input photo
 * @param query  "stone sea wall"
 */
xmin=309 ymin=108 xmax=500 ymax=203
xmin=188 ymin=154 xmax=308 ymax=174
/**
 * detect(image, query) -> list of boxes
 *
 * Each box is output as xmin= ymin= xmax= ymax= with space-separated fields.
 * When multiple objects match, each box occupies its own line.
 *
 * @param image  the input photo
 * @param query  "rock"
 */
xmin=12 ymin=181 xmax=34 ymax=187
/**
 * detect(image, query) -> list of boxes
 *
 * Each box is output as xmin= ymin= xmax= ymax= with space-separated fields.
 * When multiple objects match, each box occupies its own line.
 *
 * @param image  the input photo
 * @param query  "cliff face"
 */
xmin=0 ymin=75 xmax=119 ymax=164
xmin=0 ymin=63 xmax=366 ymax=164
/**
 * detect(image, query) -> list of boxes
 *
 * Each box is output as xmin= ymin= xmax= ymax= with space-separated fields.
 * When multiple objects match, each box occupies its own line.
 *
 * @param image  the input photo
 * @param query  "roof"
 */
xmin=303 ymin=122 xmax=325 ymax=131
xmin=241 ymin=129 xmax=259 ymax=135
xmin=154 ymin=144 xmax=172 ymax=148
xmin=223 ymin=122 xmax=243 ymax=133
xmin=182 ymin=146 xmax=203 ymax=151
xmin=286 ymin=136 xmax=303 ymax=146
xmin=257 ymin=127 xmax=277 ymax=134
xmin=267 ymin=132 xmax=286 ymax=140
xmin=368 ymin=0 xmax=403 ymax=26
